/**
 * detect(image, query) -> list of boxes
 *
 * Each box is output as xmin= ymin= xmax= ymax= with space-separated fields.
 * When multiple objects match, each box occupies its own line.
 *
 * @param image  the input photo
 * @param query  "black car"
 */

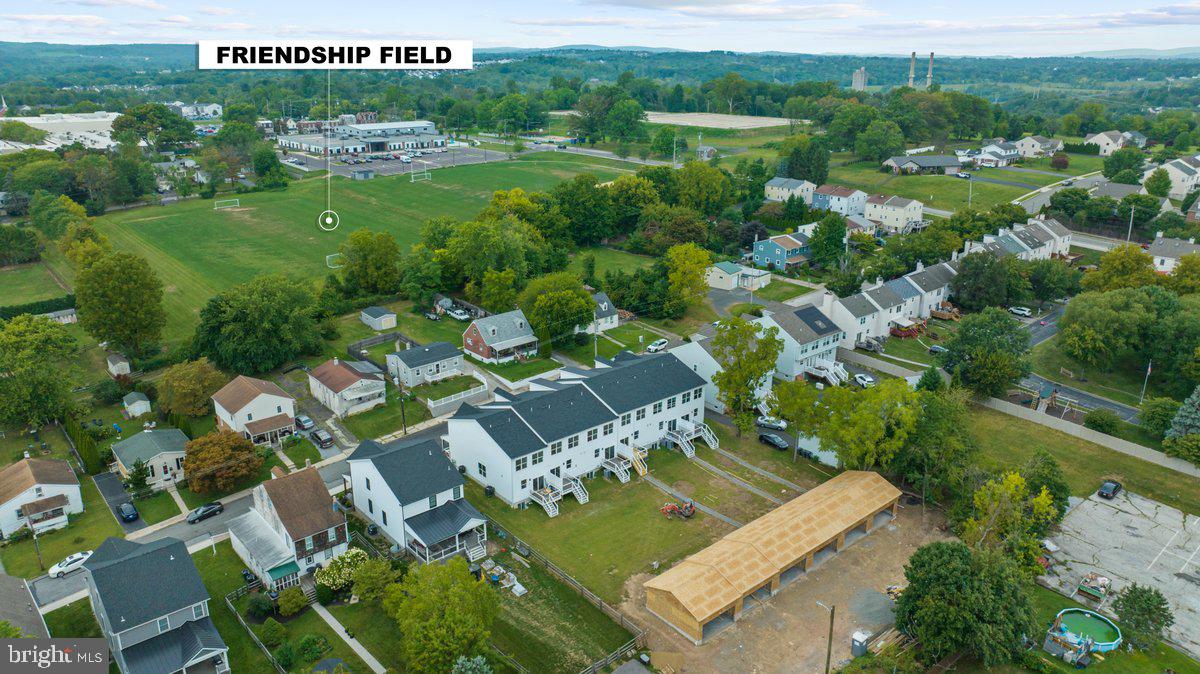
xmin=117 ymin=502 xmax=139 ymax=522
xmin=1097 ymin=480 xmax=1123 ymax=499
xmin=758 ymin=433 xmax=789 ymax=451
xmin=187 ymin=502 xmax=224 ymax=524
xmin=241 ymin=569 xmax=256 ymax=584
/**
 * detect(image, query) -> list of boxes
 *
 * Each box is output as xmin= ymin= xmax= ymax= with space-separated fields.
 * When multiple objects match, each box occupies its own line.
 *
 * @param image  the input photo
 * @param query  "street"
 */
xmin=1018 ymin=173 xmax=1105 ymax=214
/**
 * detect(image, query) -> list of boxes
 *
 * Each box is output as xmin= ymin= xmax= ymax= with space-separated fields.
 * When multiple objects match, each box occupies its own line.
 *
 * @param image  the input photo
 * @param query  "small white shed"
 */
xmin=123 ymin=391 xmax=151 ymax=418
xmin=106 ymin=353 xmax=131 ymax=377
xmin=360 ymin=306 xmax=397 ymax=331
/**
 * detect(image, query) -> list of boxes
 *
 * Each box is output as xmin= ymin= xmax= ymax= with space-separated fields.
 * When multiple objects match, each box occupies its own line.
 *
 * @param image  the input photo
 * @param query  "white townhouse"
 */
xmin=823 ymin=260 xmax=961 ymax=349
xmin=1148 ymin=233 xmax=1200 ymax=274
xmin=962 ymin=218 xmax=1071 ymax=261
xmin=902 ymin=260 xmax=960 ymax=317
xmin=1145 ymin=155 xmax=1200 ymax=200
xmin=864 ymin=194 xmax=924 ymax=235
xmin=669 ymin=324 xmax=776 ymax=414
xmin=308 ymin=358 xmax=387 ymax=418
xmin=0 ymin=458 xmax=82 ymax=539
xmin=812 ymin=184 xmax=868 ymax=216
xmin=1013 ymin=135 xmax=1063 ymax=158
xmin=1084 ymin=130 xmax=1129 ymax=156
xmin=347 ymin=437 xmax=488 ymax=563
xmin=446 ymin=352 xmax=709 ymax=516
xmin=212 ymin=375 xmax=296 ymax=446
xmin=763 ymin=177 xmax=816 ymax=204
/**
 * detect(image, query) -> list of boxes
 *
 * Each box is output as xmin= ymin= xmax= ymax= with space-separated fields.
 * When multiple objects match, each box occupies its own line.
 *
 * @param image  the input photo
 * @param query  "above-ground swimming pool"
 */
xmin=1054 ymin=609 xmax=1123 ymax=652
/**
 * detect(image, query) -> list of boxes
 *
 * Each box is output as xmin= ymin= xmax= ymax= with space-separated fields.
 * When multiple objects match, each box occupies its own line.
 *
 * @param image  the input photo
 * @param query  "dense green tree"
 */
xmin=950 ymin=252 xmax=1029 ymax=312
xmin=518 ymin=272 xmax=593 ymax=350
xmin=192 ymin=275 xmax=321 ymax=373
xmin=633 ymin=202 xmax=707 ymax=256
xmin=1081 ymin=243 xmax=1158 ymax=292
xmin=1144 ymin=168 xmax=1172 ymax=198
xmin=1167 ymin=387 xmax=1200 ymax=440
xmin=1140 ymin=397 xmax=1182 ymax=439
xmin=710 ymin=317 xmax=783 ymax=435
xmin=783 ymin=136 xmax=829 ymax=185
xmin=479 ymin=268 xmax=517 ymax=314
xmin=854 ymin=120 xmax=906 ymax=162
xmin=0 ymin=315 xmax=77 ymax=427
xmin=551 ymin=174 xmax=614 ymax=245
xmin=76 ymin=252 xmax=166 ymax=355
xmin=222 ymin=103 xmax=258 ymax=125
xmin=674 ymin=161 xmax=734 ymax=216
xmin=1022 ymin=448 xmax=1071 ymax=521
xmin=607 ymin=174 xmax=660 ymax=236
xmin=158 ymin=358 xmax=228 ymax=418
xmin=962 ymin=471 xmax=1057 ymax=576
xmin=339 ymin=228 xmax=401 ymax=296
xmin=112 ymin=103 xmax=195 ymax=150
xmin=1113 ymin=584 xmax=1175 ymax=650
xmin=664 ymin=243 xmax=710 ymax=313
xmin=1027 ymin=258 xmax=1079 ymax=308
xmin=819 ymin=379 xmax=921 ymax=470
xmin=894 ymin=387 xmax=976 ymax=504
xmin=943 ymin=308 xmax=1030 ymax=397
xmin=1102 ymin=147 xmax=1145 ymax=179
xmin=808 ymin=213 xmax=847 ymax=268
xmin=0 ymin=224 xmax=39 ymax=265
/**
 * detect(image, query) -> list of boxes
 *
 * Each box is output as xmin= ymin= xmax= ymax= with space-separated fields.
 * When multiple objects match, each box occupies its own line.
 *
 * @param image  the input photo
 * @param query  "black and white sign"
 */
xmin=198 ymin=40 xmax=472 ymax=70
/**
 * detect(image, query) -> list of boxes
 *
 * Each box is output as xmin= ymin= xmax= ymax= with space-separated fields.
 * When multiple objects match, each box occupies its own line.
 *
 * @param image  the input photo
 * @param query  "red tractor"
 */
xmin=660 ymin=501 xmax=696 ymax=519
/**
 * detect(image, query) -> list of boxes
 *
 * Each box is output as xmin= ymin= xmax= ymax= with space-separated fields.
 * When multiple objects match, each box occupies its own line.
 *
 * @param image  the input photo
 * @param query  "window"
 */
xmin=453 ymin=485 xmax=462 ymax=500
xmin=246 ymin=413 xmax=253 ymax=421
xmin=276 ymin=405 xmax=282 ymax=413
xmin=477 ymin=463 xmax=487 ymax=477
xmin=193 ymin=604 xmax=205 ymax=620
xmin=515 ymin=456 xmax=527 ymax=471
xmin=602 ymin=422 xmax=613 ymax=436
xmin=303 ymin=536 xmax=312 ymax=550
xmin=157 ymin=617 xmax=169 ymax=633
xmin=567 ymin=435 xmax=579 ymax=449
xmin=694 ymin=387 xmax=703 ymax=399
xmin=594 ymin=448 xmax=601 ymax=458
xmin=667 ymin=397 xmax=676 ymax=410
xmin=520 ymin=479 xmax=528 ymax=490
xmin=175 ymin=457 xmax=183 ymax=470
xmin=531 ymin=451 xmax=543 ymax=466
xmin=587 ymin=429 xmax=598 ymax=442
xmin=382 ymin=511 xmax=388 ymax=526
xmin=428 ymin=495 xmax=437 ymax=509
xmin=565 ymin=459 xmax=573 ymax=469
xmin=633 ymin=431 xmax=639 ymax=440
xmin=328 ymin=527 xmax=338 ymax=542
xmin=653 ymin=402 xmax=663 ymax=414
xmin=34 ymin=486 xmax=42 ymax=497
xmin=367 ymin=499 xmax=373 ymax=513
xmin=620 ymin=413 xmax=631 ymax=426
xmin=682 ymin=392 xmax=691 ymax=403
xmin=658 ymin=421 xmax=664 ymax=430
xmin=636 ymin=408 xmax=646 ymax=421
xmin=149 ymin=464 xmax=155 ymax=477
xmin=550 ymin=441 xmax=562 ymax=455
xmin=365 ymin=477 xmax=371 ymax=490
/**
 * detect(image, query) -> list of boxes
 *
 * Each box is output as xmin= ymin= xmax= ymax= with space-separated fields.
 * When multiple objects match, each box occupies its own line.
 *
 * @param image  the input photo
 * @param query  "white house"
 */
xmin=864 ymin=195 xmax=924 ymax=235
xmin=669 ymin=323 xmax=776 ymax=414
xmin=764 ymin=177 xmax=815 ymax=204
xmin=212 ymin=375 xmax=297 ymax=446
xmin=812 ymin=184 xmax=867 ymax=216
xmin=360 ymin=306 xmax=397 ymax=331
xmin=587 ymin=291 xmax=619 ymax=334
xmin=122 ymin=392 xmax=151 ymax=418
xmin=976 ymin=141 xmax=1020 ymax=167
xmin=1145 ymin=155 xmax=1200 ymax=200
xmin=963 ymin=218 xmax=1071 ymax=261
xmin=1149 ymin=232 xmax=1200 ymax=273
xmin=106 ymin=353 xmax=130 ymax=378
xmin=446 ymin=352 xmax=709 ymax=516
xmin=387 ymin=342 xmax=463 ymax=388
xmin=347 ymin=437 xmax=487 ymax=563
xmin=1084 ymin=130 xmax=1128 ymax=156
xmin=229 ymin=467 xmax=349 ymax=590
xmin=110 ymin=429 xmax=188 ymax=492
xmin=755 ymin=304 xmax=846 ymax=384
xmin=705 ymin=261 xmax=771 ymax=292
xmin=308 ymin=358 xmax=387 ymax=418
xmin=1014 ymin=135 xmax=1063 ymax=158
xmin=0 ymin=459 xmax=82 ymax=539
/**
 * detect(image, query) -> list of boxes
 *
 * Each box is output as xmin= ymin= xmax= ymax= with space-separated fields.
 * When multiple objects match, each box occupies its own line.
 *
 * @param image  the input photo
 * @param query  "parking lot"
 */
xmin=280 ymin=144 xmax=512 ymax=178
xmin=1046 ymin=491 xmax=1200 ymax=659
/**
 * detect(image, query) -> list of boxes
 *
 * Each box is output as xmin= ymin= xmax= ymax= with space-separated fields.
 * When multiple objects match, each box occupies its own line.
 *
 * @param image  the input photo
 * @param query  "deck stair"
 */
xmin=466 ymin=543 xmax=487 ymax=562
xmin=695 ymin=422 xmax=719 ymax=450
xmin=602 ymin=456 xmax=632 ymax=483
xmin=667 ymin=429 xmax=695 ymax=458
xmin=530 ymin=487 xmax=562 ymax=517
xmin=563 ymin=474 xmax=589 ymax=504
xmin=629 ymin=449 xmax=648 ymax=476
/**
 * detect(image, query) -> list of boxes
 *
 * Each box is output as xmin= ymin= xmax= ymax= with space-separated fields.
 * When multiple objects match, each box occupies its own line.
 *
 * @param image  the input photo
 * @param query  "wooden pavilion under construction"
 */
xmin=644 ymin=471 xmax=902 ymax=644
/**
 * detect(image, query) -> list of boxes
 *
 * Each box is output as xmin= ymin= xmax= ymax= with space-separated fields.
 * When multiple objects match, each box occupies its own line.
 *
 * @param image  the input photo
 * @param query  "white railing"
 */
xmin=417 ymin=373 xmax=488 ymax=408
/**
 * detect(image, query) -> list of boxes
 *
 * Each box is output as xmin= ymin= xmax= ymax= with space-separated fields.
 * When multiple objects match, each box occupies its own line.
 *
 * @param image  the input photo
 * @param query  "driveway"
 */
xmin=29 ymin=569 xmax=89 ymax=608
xmin=1023 ymin=303 xmax=1064 ymax=347
xmin=92 ymin=472 xmax=146 ymax=534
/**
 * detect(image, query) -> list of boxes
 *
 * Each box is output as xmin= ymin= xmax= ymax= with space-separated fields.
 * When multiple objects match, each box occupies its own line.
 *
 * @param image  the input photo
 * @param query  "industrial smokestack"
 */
xmin=908 ymin=52 xmax=916 ymax=88
xmin=926 ymin=52 xmax=934 ymax=88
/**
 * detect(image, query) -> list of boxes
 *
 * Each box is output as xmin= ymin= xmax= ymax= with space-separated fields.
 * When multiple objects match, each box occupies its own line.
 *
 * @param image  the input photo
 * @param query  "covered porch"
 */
xmin=244 ymin=413 xmax=294 ymax=446
xmin=404 ymin=499 xmax=488 ymax=563
xmin=19 ymin=494 xmax=70 ymax=534
xmin=121 ymin=616 xmax=229 ymax=674
xmin=490 ymin=339 xmax=539 ymax=364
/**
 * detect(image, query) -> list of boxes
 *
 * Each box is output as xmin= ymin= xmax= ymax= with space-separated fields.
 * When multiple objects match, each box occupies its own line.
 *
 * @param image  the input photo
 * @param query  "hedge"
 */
xmin=0 ymin=294 xmax=75 ymax=321
xmin=1062 ymin=142 xmax=1100 ymax=155
xmin=64 ymin=417 xmax=105 ymax=475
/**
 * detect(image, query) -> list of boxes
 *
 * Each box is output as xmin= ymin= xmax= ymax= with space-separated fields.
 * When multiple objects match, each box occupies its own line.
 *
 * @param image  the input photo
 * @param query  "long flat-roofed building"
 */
xmin=277 ymin=120 xmax=446 ymax=155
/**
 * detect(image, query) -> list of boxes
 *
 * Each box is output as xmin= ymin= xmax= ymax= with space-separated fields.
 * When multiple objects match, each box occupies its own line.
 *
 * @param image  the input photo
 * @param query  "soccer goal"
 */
xmin=410 ymin=161 xmax=431 ymax=183
xmin=325 ymin=253 xmax=345 ymax=269
xmin=213 ymin=198 xmax=240 ymax=210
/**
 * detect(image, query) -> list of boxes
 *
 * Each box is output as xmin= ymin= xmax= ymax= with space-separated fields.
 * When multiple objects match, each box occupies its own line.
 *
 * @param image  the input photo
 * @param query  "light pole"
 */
xmin=817 ymin=601 xmax=835 ymax=674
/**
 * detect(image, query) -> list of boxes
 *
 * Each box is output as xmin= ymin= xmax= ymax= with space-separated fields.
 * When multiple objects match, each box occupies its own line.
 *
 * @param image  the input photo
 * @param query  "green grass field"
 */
xmin=44 ymin=597 xmax=102 ymax=638
xmin=1030 ymin=336 xmax=1176 ymax=406
xmin=0 ymin=477 xmax=123 ymax=578
xmin=604 ymin=322 xmax=658 ymax=353
xmin=411 ymin=374 xmax=481 ymax=400
xmin=0 ymin=263 xmax=66 ymax=303
xmin=282 ymin=437 xmax=322 ymax=468
xmin=0 ymin=423 xmax=75 ymax=468
xmin=476 ymin=356 xmax=561 ymax=381
xmin=828 ymin=160 xmax=1027 ymax=211
xmin=567 ymin=246 xmax=655 ymax=279
xmin=340 ymin=389 xmax=431 ymax=440
xmin=752 ymin=280 xmax=808 ymax=302
xmin=133 ymin=489 xmax=182 ymax=525
xmin=79 ymin=154 xmax=640 ymax=347
xmin=1021 ymin=153 xmax=1106 ymax=176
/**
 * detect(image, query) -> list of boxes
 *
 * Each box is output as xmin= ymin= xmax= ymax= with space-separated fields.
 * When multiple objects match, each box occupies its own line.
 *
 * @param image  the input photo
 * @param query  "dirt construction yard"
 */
xmin=621 ymin=504 xmax=948 ymax=673
xmin=1045 ymin=491 xmax=1200 ymax=660
xmin=643 ymin=112 xmax=792 ymax=129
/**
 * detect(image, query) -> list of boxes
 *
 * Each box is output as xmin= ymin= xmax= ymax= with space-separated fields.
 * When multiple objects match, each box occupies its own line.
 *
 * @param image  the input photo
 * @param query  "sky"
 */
xmin=4 ymin=0 xmax=1200 ymax=57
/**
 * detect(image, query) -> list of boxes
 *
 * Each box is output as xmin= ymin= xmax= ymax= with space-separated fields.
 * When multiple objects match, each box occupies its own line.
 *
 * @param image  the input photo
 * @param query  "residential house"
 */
xmin=447 ymin=352 xmax=708 ymax=515
xmin=756 ymin=303 xmax=846 ymax=384
xmin=387 ymin=342 xmax=463 ymax=388
xmin=1084 ymin=130 xmax=1129 ymax=156
xmin=1091 ymin=181 xmax=1171 ymax=212
xmin=669 ymin=324 xmax=775 ymax=414
xmin=587 ymin=291 xmax=619 ymax=334
xmin=1149 ymin=232 xmax=1200 ymax=273
xmin=883 ymin=155 xmax=961 ymax=174
xmin=308 ymin=358 xmax=387 ymax=418
xmin=763 ymin=177 xmax=815 ymax=204
xmin=111 ymin=430 xmax=187 ymax=492
xmin=864 ymin=195 xmax=924 ymax=235
xmin=705 ymin=261 xmax=771 ymax=292
xmin=1145 ymin=155 xmax=1200 ymax=200
xmin=903 ymin=260 xmax=960 ymax=317
xmin=348 ymin=437 xmax=487 ymax=562
xmin=753 ymin=233 xmax=809 ymax=270
xmin=976 ymin=141 xmax=1020 ymax=167
xmin=463 ymin=310 xmax=538 ymax=364
xmin=846 ymin=214 xmax=878 ymax=236
xmin=1123 ymin=130 xmax=1148 ymax=149
xmin=1013 ymin=135 xmax=1064 ymax=158
xmin=962 ymin=218 xmax=1071 ymax=261
xmin=359 ymin=306 xmax=396 ymax=331
xmin=228 ymin=467 xmax=348 ymax=590
xmin=212 ymin=375 xmax=296 ymax=446
xmin=823 ymin=258 xmax=961 ymax=348
xmin=0 ymin=572 xmax=48 ymax=637
xmin=0 ymin=458 xmax=82 ymax=539
xmin=123 ymin=392 xmax=151 ymax=418
xmin=84 ymin=537 xmax=229 ymax=674
xmin=107 ymin=353 xmax=131 ymax=377
xmin=811 ymin=184 xmax=867 ymax=216
xmin=1187 ymin=200 xmax=1200 ymax=224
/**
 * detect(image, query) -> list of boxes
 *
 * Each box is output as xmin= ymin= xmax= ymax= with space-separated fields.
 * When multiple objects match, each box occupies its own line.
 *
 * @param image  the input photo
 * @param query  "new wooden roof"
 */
xmin=644 ymin=471 xmax=900 ymax=625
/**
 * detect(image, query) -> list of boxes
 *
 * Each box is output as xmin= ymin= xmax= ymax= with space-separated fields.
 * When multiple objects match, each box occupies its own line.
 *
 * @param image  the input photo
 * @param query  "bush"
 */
xmin=276 ymin=586 xmax=308 ymax=617
xmin=314 ymin=548 xmax=369 ymax=591
xmin=246 ymin=594 xmax=275 ymax=620
xmin=0 ymin=294 xmax=75 ymax=321
xmin=260 ymin=617 xmax=288 ymax=648
xmin=297 ymin=633 xmax=328 ymax=663
xmin=1049 ymin=153 xmax=1069 ymax=170
xmin=92 ymin=379 xmax=125 ymax=406
xmin=1083 ymin=408 xmax=1121 ymax=434
xmin=271 ymin=643 xmax=295 ymax=670
xmin=314 ymin=582 xmax=336 ymax=605
xmin=1139 ymin=397 xmax=1181 ymax=439
xmin=1163 ymin=434 xmax=1200 ymax=465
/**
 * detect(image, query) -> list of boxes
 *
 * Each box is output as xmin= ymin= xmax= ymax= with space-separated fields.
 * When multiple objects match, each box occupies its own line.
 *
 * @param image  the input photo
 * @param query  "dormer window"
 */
xmin=157 ymin=617 xmax=169 ymax=633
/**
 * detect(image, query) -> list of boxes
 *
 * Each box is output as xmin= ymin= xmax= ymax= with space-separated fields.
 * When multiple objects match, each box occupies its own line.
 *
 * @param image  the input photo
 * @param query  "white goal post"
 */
xmin=410 ymin=161 xmax=431 ymax=183
xmin=213 ymin=198 xmax=240 ymax=210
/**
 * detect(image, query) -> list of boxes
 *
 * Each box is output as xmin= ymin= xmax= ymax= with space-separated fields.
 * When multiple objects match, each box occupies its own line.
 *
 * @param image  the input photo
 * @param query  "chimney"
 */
xmin=927 ymin=52 xmax=934 ymax=88
xmin=333 ymin=357 xmax=339 ymax=366
xmin=1156 ymin=230 xmax=1164 ymax=239
xmin=915 ymin=260 xmax=925 ymax=272
xmin=908 ymin=52 xmax=916 ymax=88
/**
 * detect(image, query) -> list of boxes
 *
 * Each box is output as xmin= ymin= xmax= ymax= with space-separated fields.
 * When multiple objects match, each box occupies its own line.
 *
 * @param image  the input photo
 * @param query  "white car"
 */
xmin=646 ymin=338 xmax=669 ymax=353
xmin=756 ymin=416 xmax=787 ymax=431
xmin=446 ymin=308 xmax=472 ymax=321
xmin=853 ymin=373 xmax=876 ymax=388
xmin=955 ymin=172 xmax=972 ymax=179
xmin=48 ymin=550 xmax=93 ymax=578
xmin=1009 ymin=306 xmax=1033 ymax=317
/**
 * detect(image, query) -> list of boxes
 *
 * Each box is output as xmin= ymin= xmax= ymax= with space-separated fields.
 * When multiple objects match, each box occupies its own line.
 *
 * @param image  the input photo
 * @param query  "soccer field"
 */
xmin=84 ymin=153 xmax=638 ymax=346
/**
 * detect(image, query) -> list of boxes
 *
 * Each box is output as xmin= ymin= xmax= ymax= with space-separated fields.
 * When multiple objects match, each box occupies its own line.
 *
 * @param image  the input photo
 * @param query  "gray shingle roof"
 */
xmin=84 ymin=537 xmax=210 ymax=630
xmin=361 ymin=306 xmax=393 ymax=319
xmin=348 ymin=437 xmax=464 ymax=505
xmin=1035 ymin=217 xmax=1069 ymax=238
xmin=765 ymin=177 xmax=810 ymax=190
xmin=781 ymin=304 xmax=842 ymax=341
xmin=454 ymin=405 xmax=545 ymax=458
xmin=581 ymin=352 xmax=706 ymax=414
xmin=904 ymin=263 xmax=956 ymax=293
xmin=122 ymin=392 xmax=149 ymax=406
xmin=885 ymin=277 xmax=922 ymax=301
xmin=510 ymin=385 xmax=617 ymax=441
xmin=996 ymin=233 xmax=1029 ymax=255
xmin=864 ymin=284 xmax=903 ymax=310
xmin=1092 ymin=181 xmax=1143 ymax=200
xmin=121 ymin=616 xmax=225 ymax=674
xmin=838 ymin=293 xmax=878 ymax=318
xmin=391 ymin=342 xmax=460 ymax=369
xmin=592 ymin=291 xmax=617 ymax=320
xmin=0 ymin=573 xmax=47 ymax=638
xmin=111 ymin=429 xmax=187 ymax=467
xmin=471 ymin=309 xmax=535 ymax=349
xmin=887 ymin=155 xmax=959 ymax=168
xmin=1148 ymin=235 xmax=1200 ymax=260
xmin=404 ymin=499 xmax=485 ymax=547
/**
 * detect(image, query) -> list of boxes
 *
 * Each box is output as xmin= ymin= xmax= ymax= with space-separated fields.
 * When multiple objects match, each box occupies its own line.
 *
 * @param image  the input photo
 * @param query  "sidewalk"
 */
xmin=311 ymin=602 xmax=386 ymax=674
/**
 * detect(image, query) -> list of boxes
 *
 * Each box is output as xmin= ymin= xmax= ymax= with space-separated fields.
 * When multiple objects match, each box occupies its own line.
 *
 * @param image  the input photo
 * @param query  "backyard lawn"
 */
xmin=1021 ymin=153 xmax=1106 ymax=176
xmin=637 ymin=300 xmax=718 ymax=338
xmin=43 ymin=597 xmax=102 ymax=638
xmin=282 ymin=437 xmax=322 ymax=468
xmin=649 ymin=447 xmax=777 ymax=524
xmin=707 ymin=422 xmax=836 ymax=489
xmin=177 ymin=451 xmax=285 ymax=509
xmin=967 ymin=406 xmax=1200 ymax=516
xmin=476 ymin=356 xmax=561 ymax=382
xmin=134 ymin=490 xmax=182 ymax=525
xmin=752 ymin=280 xmax=808 ymax=302
xmin=568 ymin=247 xmax=655 ymax=279
xmin=340 ymin=389 xmax=431 ymax=440
xmin=1030 ymin=336 xmax=1175 ymax=407
xmin=411 ymin=374 xmax=482 ymax=401
xmin=0 ymin=477 xmax=123 ymax=578
xmin=238 ymin=601 xmax=371 ymax=674
xmin=0 ymin=262 xmax=67 ymax=303
xmin=828 ymin=160 xmax=1027 ymax=211
xmin=0 ymin=423 xmax=75 ymax=467
xmin=604 ymin=322 xmax=659 ymax=353
xmin=556 ymin=333 xmax=628 ymax=367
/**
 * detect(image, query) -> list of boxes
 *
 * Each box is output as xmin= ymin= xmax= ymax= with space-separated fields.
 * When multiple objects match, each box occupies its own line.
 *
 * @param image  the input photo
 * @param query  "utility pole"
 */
xmin=1126 ymin=204 xmax=1136 ymax=242
xmin=1139 ymin=360 xmax=1152 ymax=404
xmin=968 ymin=177 xmax=973 ymax=207
xmin=817 ymin=601 xmax=835 ymax=674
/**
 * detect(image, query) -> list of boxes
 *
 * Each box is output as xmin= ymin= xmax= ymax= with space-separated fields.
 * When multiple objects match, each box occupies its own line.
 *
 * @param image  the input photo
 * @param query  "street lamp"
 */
xmin=817 ymin=601 xmax=835 ymax=674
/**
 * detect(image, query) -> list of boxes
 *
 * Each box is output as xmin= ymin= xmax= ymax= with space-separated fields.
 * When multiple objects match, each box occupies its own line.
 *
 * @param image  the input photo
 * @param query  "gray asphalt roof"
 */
xmin=765 ymin=177 xmax=810 ymax=189
xmin=864 ymin=284 xmax=903 ymax=310
xmin=510 ymin=385 xmax=617 ymax=442
xmin=348 ymin=437 xmax=464 ymax=505
xmin=0 ymin=573 xmax=47 ymax=638
xmin=1012 ymin=228 xmax=1045 ymax=250
xmin=458 ymin=405 xmax=545 ymax=458
xmin=838 ymin=293 xmax=878 ymax=318
xmin=122 ymin=392 xmax=149 ymax=405
xmin=888 ymin=155 xmax=958 ymax=168
xmin=472 ymin=309 xmax=535 ymax=347
xmin=592 ymin=291 xmax=617 ymax=320
xmin=885 ymin=277 xmax=922 ymax=301
xmin=996 ymin=233 xmax=1029 ymax=255
xmin=404 ymin=499 xmax=485 ymax=546
xmin=111 ymin=429 xmax=187 ymax=467
xmin=1148 ymin=235 xmax=1200 ymax=259
xmin=84 ymin=537 xmax=210 ymax=630
xmin=790 ymin=305 xmax=842 ymax=339
xmin=391 ymin=342 xmax=460 ymax=369
xmin=581 ymin=352 xmax=706 ymax=414
xmin=121 ymin=616 xmax=225 ymax=674
xmin=1092 ymin=182 xmax=1144 ymax=200
xmin=1035 ymin=218 xmax=1070 ymax=238
xmin=361 ymin=306 xmax=393 ymax=319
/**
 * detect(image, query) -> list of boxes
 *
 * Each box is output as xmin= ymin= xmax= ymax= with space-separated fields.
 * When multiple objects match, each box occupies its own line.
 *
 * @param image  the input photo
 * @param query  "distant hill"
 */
xmin=478 ymin=45 xmax=690 ymax=54
xmin=1070 ymin=47 xmax=1200 ymax=59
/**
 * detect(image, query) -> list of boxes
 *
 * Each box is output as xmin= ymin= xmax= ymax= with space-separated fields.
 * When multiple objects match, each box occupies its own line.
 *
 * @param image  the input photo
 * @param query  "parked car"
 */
xmin=446 ymin=308 xmax=471 ymax=321
xmin=758 ymin=433 xmax=790 ymax=451
xmin=186 ymin=502 xmax=224 ymax=524
xmin=646 ymin=338 xmax=669 ymax=353
xmin=928 ymin=345 xmax=948 ymax=355
xmin=1061 ymin=179 xmax=1074 ymax=186
xmin=853 ymin=373 xmax=876 ymax=388
xmin=756 ymin=416 xmax=787 ymax=431
xmin=1097 ymin=480 xmax=1123 ymax=499
xmin=295 ymin=415 xmax=316 ymax=431
xmin=1009 ymin=306 xmax=1033 ymax=317
xmin=48 ymin=550 xmax=93 ymax=578
xmin=118 ymin=502 xmax=139 ymax=523
xmin=423 ymin=310 xmax=441 ymax=321
xmin=312 ymin=429 xmax=336 ymax=449
xmin=955 ymin=172 xmax=972 ymax=179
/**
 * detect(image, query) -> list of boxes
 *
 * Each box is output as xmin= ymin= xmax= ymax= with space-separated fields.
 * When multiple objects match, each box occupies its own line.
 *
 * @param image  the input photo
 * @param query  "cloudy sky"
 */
xmin=4 ymin=0 xmax=1200 ymax=56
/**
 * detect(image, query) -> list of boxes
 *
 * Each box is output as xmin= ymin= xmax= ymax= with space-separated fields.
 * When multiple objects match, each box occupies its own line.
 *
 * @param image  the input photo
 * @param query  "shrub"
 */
xmin=1113 ymin=583 xmax=1174 ymax=649
xmin=1140 ymin=397 xmax=1181 ymax=439
xmin=1049 ymin=153 xmax=1069 ymax=170
xmin=1083 ymin=408 xmax=1121 ymax=434
xmin=92 ymin=379 xmax=125 ymax=406
xmin=260 ymin=618 xmax=288 ymax=648
xmin=1163 ymin=434 xmax=1200 ymax=465
xmin=246 ymin=594 xmax=275 ymax=620
xmin=314 ymin=582 xmax=336 ymax=605
xmin=276 ymin=586 xmax=308 ymax=617
xmin=297 ymin=633 xmax=328 ymax=663
xmin=271 ymin=642 xmax=295 ymax=670
xmin=314 ymin=548 xmax=369 ymax=591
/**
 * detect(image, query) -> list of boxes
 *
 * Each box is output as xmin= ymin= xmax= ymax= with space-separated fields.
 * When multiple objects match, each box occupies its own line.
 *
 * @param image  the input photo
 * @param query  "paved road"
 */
xmin=1071 ymin=231 xmax=1122 ymax=252
xmin=1024 ymin=303 xmax=1064 ymax=347
xmin=1019 ymin=174 xmax=1105 ymax=214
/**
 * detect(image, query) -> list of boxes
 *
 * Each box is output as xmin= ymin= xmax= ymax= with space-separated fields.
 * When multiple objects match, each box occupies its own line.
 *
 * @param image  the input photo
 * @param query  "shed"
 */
xmin=351 ymin=168 xmax=376 ymax=180
xmin=122 ymin=391 xmax=151 ymax=418
xmin=360 ymin=305 xmax=397 ymax=331
xmin=106 ymin=353 xmax=130 ymax=377
xmin=644 ymin=471 xmax=901 ymax=644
